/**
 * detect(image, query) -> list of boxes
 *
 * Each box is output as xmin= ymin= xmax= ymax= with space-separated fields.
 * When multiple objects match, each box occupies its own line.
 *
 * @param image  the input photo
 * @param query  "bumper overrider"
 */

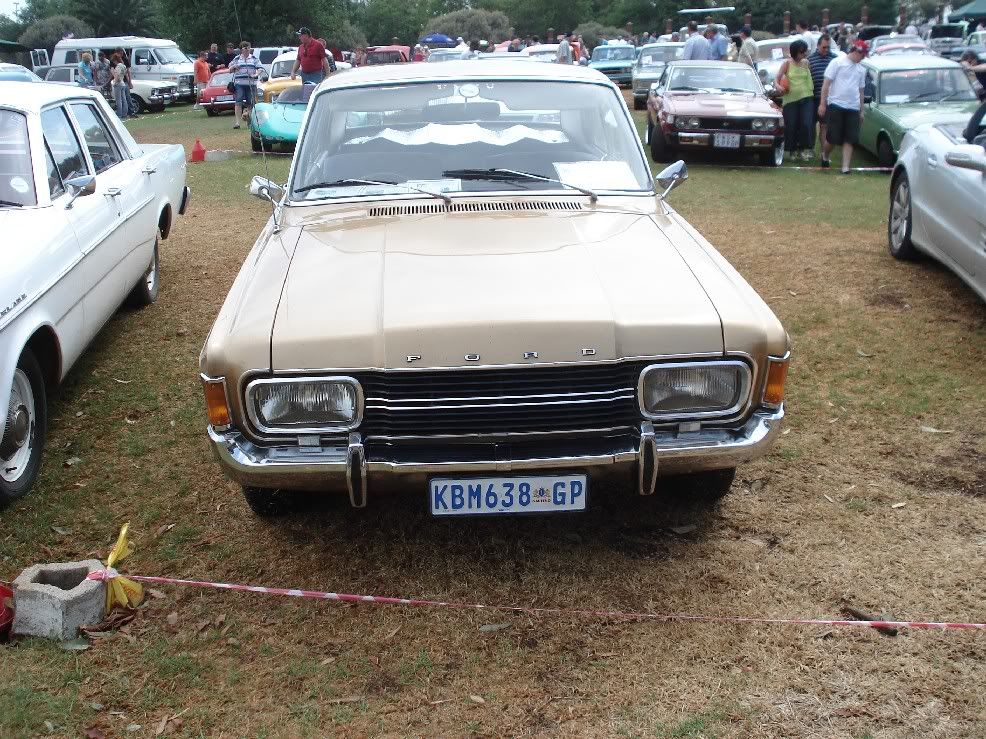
xmin=207 ymin=408 xmax=784 ymax=508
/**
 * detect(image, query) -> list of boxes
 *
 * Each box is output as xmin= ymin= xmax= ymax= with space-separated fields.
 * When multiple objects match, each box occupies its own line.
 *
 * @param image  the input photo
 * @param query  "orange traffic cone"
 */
xmin=190 ymin=139 xmax=206 ymax=163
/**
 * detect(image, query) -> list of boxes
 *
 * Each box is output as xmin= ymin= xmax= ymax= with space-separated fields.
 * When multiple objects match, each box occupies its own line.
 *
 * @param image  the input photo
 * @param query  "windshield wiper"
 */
xmin=718 ymin=87 xmax=755 ymax=93
xmin=0 ymin=199 xmax=24 ymax=207
xmin=294 ymin=178 xmax=451 ymax=204
xmin=443 ymin=168 xmax=598 ymax=203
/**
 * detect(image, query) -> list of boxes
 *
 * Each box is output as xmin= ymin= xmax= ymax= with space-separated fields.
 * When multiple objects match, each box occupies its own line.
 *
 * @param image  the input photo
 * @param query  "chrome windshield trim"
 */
xmin=244 ymin=375 xmax=365 ymax=435
xmin=637 ymin=359 xmax=753 ymax=422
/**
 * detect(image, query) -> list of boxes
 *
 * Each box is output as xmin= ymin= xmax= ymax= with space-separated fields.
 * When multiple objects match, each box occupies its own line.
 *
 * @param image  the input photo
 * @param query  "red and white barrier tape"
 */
xmin=86 ymin=571 xmax=985 ymax=632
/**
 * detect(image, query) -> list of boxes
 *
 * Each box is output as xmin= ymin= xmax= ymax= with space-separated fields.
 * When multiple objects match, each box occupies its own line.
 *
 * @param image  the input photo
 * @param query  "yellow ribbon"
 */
xmin=103 ymin=523 xmax=144 ymax=612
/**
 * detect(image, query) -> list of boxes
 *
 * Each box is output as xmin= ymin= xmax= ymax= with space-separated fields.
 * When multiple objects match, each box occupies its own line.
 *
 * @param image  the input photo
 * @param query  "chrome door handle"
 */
xmin=105 ymin=187 xmax=122 ymax=197
xmin=142 ymin=165 xmax=156 ymax=174
xmin=927 ymin=154 xmax=938 ymax=167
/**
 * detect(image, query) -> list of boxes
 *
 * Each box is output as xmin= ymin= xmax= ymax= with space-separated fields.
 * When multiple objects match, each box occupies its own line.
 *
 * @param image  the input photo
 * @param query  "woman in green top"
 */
xmin=777 ymin=39 xmax=815 ymax=162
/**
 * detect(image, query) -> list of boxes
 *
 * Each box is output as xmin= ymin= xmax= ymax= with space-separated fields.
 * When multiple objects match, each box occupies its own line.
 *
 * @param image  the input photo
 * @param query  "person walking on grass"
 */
xmin=193 ymin=51 xmax=210 ymax=108
xmin=808 ymin=34 xmax=837 ymax=156
xmin=291 ymin=28 xmax=332 ymax=84
xmin=228 ymin=42 xmax=259 ymax=129
xmin=93 ymin=51 xmax=111 ymax=95
xmin=777 ymin=39 xmax=815 ymax=162
xmin=110 ymin=53 xmax=129 ymax=119
xmin=818 ymin=39 xmax=868 ymax=173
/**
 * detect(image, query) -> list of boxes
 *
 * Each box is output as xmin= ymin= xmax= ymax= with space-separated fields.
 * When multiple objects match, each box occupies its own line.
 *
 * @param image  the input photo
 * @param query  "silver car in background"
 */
xmin=632 ymin=42 xmax=683 ymax=109
xmin=888 ymin=103 xmax=986 ymax=301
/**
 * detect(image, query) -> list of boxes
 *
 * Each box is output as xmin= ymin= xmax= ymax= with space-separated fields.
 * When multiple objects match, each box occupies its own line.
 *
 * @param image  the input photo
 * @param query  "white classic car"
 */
xmin=201 ymin=62 xmax=791 ymax=518
xmin=888 ymin=102 xmax=986 ymax=301
xmin=0 ymin=83 xmax=189 ymax=504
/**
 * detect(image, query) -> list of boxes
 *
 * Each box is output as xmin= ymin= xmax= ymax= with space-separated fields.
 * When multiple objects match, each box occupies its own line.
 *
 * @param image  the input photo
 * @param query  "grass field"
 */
xmin=1 ymin=102 xmax=984 ymax=738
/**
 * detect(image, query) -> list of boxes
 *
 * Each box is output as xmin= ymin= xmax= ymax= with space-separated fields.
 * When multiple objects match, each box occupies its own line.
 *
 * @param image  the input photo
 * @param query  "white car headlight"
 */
xmin=677 ymin=116 xmax=701 ymax=129
xmin=255 ymin=109 xmax=270 ymax=125
xmin=246 ymin=377 xmax=362 ymax=432
xmin=638 ymin=361 xmax=751 ymax=419
xmin=752 ymin=118 xmax=765 ymax=130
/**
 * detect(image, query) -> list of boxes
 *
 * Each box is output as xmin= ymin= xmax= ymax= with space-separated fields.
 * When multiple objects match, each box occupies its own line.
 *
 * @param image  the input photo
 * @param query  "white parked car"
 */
xmin=888 ymin=103 xmax=986 ymax=301
xmin=0 ymin=83 xmax=189 ymax=504
xmin=45 ymin=66 xmax=179 ymax=112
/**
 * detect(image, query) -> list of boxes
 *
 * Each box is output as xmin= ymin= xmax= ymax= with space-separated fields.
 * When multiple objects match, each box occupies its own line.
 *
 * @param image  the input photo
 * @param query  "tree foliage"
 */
xmin=572 ymin=21 xmax=626 ymax=49
xmin=18 ymin=14 xmax=92 ymax=52
xmin=475 ymin=0 xmax=591 ymax=37
xmin=71 ymin=0 xmax=159 ymax=37
xmin=357 ymin=0 xmax=428 ymax=45
xmin=424 ymin=8 xmax=511 ymax=44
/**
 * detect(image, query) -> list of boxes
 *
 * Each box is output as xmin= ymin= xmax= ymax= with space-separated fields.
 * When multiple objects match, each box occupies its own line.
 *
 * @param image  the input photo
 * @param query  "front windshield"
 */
xmin=276 ymin=85 xmax=315 ymax=104
xmin=0 ymin=110 xmax=37 ymax=206
xmin=757 ymin=41 xmax=791 ymax=61
xmin=290 ymin=80 xmax=652 ymax=201
xmin=155 ymin=46 xmax=188 ymax=64
xmin=638 ymin=45 xmax=683 ymax=68
xmin=931 ymin=26 xmax=964 ymax=38
xmin=210 ymin=72 xmax=232 ymax=87
xmin=668 ymin=65 xmax=762 ymax=93
xmin=592 ymin=46 xmax=635 ymax=62
xmin=271 ymin=59 xmax=294 ymax=78
xmin=879 ymin=68 xmax=976 ymax=103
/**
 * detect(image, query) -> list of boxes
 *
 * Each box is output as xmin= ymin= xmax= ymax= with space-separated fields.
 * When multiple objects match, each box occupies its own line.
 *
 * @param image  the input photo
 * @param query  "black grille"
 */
xmin=699 ymin=118 xmax=754 ymax=131
xmin=353 ymin=362 xmax=653 ymax=438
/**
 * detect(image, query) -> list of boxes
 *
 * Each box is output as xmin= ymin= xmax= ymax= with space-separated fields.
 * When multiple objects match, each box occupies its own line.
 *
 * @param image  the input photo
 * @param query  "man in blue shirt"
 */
xmin=709 ymin=26 xmax=729 ymax=60
xmin=682 ymin=21 xmax=710 ymax=60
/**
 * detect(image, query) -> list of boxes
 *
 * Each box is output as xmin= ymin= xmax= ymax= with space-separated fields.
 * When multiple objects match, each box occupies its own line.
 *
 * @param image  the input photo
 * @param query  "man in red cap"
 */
xmin=291 ymin=27 xmax=332 ymax=85
xmin=817 ymin=39 xmax=869 ymax=173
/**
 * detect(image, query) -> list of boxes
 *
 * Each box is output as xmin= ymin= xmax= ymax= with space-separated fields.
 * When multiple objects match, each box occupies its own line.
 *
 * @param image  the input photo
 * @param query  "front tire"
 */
xmin=877 ymin=136 xmax=896 ymax=168
xmin=760 ymin=140 xmax=784 ymax=167
xmin=250 ymin=134 xmax=263 ymax=152
xmin=130 ymin=93 xmax=146 ymax=113
xmin=125 ymin=240 xmax=160 ymax=308
xmin=649 ymin=125 xmax=671 ymax=163
xmin=242 ymin=486 xmax=299 ymax=516
xmin=205 ymin=108 xmax=217 ymax=117
xmin=0 ymin=350 xmax=47 ymax=507
xmin=888 ymin=171 xmax=918 ymax=260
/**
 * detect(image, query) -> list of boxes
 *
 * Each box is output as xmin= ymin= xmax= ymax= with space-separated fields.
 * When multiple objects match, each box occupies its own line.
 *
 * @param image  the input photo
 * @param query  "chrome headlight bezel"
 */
xmin=245 ymin=376 xmax=363 ymax=434
xmin=677 ymin=116 xmax=701 ymax=130
xmin=637 ymin=360 xmax=753 ymax=421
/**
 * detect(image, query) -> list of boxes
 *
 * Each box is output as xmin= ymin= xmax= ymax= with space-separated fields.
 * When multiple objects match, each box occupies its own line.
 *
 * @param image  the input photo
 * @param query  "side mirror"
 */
xmin=655 ymin=160 xmax=688 ymax=198
xmin=64 ymin=174 xmax=96 ymax=209
xmin=249 ymin=175 xmax=284 ymax=203
xmin=945 ymin=150 xmax=986 ymax=173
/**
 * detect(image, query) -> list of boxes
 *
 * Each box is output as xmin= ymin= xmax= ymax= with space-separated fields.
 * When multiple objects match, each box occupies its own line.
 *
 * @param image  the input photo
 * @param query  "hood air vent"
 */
xmin=368 ymin=201 xmax=584 ymax=217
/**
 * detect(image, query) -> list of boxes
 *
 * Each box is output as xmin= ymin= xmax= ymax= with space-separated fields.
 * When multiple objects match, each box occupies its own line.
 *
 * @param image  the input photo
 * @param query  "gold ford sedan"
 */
xmin=200 ymin=61 xmax=791 ymax=517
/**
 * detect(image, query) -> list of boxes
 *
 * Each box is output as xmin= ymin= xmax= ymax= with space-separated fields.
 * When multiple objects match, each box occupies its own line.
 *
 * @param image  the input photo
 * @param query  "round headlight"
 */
xmin=639 ymin=362 xmax=750 ymax=419
xmin=764 ymin=118 xmax=778 ymax=130
xmin=247 ymin=378 xmax=362 ymax=432
xmin=752 ymin=118 xmax=765 ymax=130
xmin=687 ymin=116 xmax=701 ymax=128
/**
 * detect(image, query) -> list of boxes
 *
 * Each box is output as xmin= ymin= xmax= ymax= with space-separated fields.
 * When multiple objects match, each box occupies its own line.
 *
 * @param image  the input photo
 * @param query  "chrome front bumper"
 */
xmin=208 ymin=407 xmax=784 ymax=507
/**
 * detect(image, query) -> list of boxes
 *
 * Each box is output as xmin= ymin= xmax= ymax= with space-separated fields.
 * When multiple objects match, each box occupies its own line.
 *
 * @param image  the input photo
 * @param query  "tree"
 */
xmin=573 ymin=21 xmax=625 ymax=50
xmin=13 ymin=0 xmax=74 ymax=26
xmin=424 ymin=8 xmax=512 ymax=44
xmin=476 ymin=0 xmax=591 ymax=37
xmin=71 ymin=0 xmax=159 ymax=37
xmin=0 ymin=14 xmax=27 ymax=41
xmin=359 ymin=0 xmax=428 ymax=45
xmin=323 ymin=19 xmax=367 ymax=50
xmin=18 ymin=15 xmax=92 ymax=53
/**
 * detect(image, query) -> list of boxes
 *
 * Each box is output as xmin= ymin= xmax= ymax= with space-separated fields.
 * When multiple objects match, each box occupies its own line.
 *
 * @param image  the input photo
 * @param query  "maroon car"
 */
xmin=646 ymin=60 xmax=785 ymax=166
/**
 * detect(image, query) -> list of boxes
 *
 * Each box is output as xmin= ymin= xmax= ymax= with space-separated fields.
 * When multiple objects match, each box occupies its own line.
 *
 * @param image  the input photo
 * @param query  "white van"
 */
xmin=51 ymin=36 xmax=196 ymax=102
xmin=253 ymin=46 xmax=296 ymax=74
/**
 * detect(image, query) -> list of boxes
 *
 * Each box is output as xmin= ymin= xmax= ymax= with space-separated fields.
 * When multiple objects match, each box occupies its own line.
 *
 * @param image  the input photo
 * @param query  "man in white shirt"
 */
xmin=556 ymin=32 xmax=573 ymax=64
xmin=795 ymin=20 xmax=817 ymax=54
xmin=818 ymin=39 xmax=869 ymax=173
xmin=904 ymin=23 xmax=919 ymax=36
xmin=681 ymin=21 xmax=710 ymax=60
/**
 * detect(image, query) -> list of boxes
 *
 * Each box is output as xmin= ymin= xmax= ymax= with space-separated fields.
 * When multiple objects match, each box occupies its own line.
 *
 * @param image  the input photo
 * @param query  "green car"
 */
xmin=249 ymin=84 xmax=315 ymax=152
xmin=589 ymin=43 xmax=637 ymax=87
xmin=860 ymin=54 xmax=980 ymax=166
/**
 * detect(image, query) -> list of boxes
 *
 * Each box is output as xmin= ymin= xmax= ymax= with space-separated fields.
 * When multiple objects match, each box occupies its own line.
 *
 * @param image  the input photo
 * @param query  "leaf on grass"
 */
xmin=64 ymin=457 xmax=82 ymax=467
xmin=788 ymin=290 xmax=798 ymax=296
xmin=166 ymin=612 xmax=178 ymax=627
xmin=429 ymin=698 xmax=454 ymax=705
xmin=327 ymin=697 xmax=362 ymax=704
xmin=154 ymin=716 xmax=169 ymax=736
xmin=51 ymin=526 xmax=71 ymax=536
xmin=468 ymin=695 xmax=486 ymax=704
xmin=383 ymin=625 xmax=400 ymax=639
xmin=154 ymin=523 xmax=176 ymax=539
xmin=781 ymin=428 xmax=791 ymax=435
xmin=113 ymin=378 xmax=132 ymax=384
xmin=125 ymin=724 xmax=142 ymax=733
xmin=670 ymin=524 xmax=697 ymax=535
xmin=824 ymin=494 xmax=836 ymax=504
xmin=319 ymin=656 xmax=337 ymax=666
xmin=891 ymin=502 xmax=907 ymax=509
xmin=919 ymin=426 xmax=953 ymax=434
xmin=60 ymin=637 xmax=91 ymax=651
xmin=44 ymin=720 xmax=55 ymax=732
xmin=214 ymin=613 xmax=226 ymax=627
xmin=89 ymin=703 xmax=104 ymax=711
xmin=479 ymin=623 xmax=510 ymax=633
xmin=83 ymin=728 xmax=107 ymax=739
xmin=147 ymin=588 xmax=166 ymax=600
xmin=367 ymin=655 xmax=380 ymax=666
xmin=125 ymin=417 xmax=138 ymax=425
xmin=195 ymin=619 xmax=211 ymax=633
xmin=856 ymin=349 xmax=873 ymax=358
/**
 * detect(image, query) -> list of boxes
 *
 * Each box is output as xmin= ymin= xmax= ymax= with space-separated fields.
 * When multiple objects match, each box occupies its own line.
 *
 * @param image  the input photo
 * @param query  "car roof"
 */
xmin=0 ymin=80 xmax=104 ymax=111
xmin=666 ymin=60 xmax=756 ymax=68
xmin=864 ymin=54 xmax=963 ymax=71
xmin=318 ymin=59 xmax=614 ymax=89
xmin=523 ymin=44 xmax=559 ymax=52
xmin=639 ymin=42 xmax=684 ymax=49
xmin=54 ymin=36 xmax=178 ymax=48
xmin=272 ymin=50 xmax=297 ymax=64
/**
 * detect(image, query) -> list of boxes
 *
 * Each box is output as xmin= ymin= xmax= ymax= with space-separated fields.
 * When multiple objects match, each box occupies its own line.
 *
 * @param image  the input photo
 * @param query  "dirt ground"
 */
xmin=1 ymin=106 xmax=984 ymax=738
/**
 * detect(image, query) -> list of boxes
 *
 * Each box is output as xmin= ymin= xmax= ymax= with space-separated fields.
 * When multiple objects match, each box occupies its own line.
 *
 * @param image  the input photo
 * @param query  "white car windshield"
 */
xmin=757 ymin=42 xmax=791 ymax=61
xmin=290 ymin=80 xmax=652 ymax=200
xmin=879 ymin=68 xmax=977 ymax=103
xmin=668 ymin=66 xmax=762 ymax=93
xmin=155 ymin=46 xmax=188 ymax=65
xmin=592 ymin=46 xmax=635 ymax=61
xmin=0 ymin=110 xmax=37 ymax=207
xmin=638 ymin=45 xmax=683 ymax=68
xmin=271 ymin=59 xmax=294 ymax=78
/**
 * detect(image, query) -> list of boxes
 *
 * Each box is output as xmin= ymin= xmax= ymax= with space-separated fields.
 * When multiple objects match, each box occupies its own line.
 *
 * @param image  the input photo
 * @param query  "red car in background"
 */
xmin=198 ymin=68 xmax=236 ymax=116
xmin=365 ymin=45 xmax=410 ymax=64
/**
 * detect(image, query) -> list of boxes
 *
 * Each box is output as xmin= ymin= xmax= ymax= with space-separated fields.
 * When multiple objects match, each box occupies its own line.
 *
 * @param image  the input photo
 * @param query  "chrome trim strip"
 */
xmin=364 ymin=387 xmax=635 ymax=404
xmin=244 ymin=375 xmax=364 ymax=435
xmin=638 ymin=421 xmax=658 ymax=495
xmin=365 ymin=394 xmax=635 ymax=412
xmin=346 ymin=432 xmax=367 ymax=508
xmin=363 ymin=426 xmax=633 ymax=442
xmin=200 ymin=373 xmax=232 ymax=433
xmin=637 ymin=360 xmax=753 ymax=422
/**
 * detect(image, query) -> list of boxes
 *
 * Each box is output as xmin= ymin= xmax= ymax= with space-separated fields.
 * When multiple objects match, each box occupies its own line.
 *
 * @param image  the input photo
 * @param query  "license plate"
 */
xmin=714 ymin=133 xmax=741 ymax=148
xmin=429 ymin=474 xmax=587 ymax=516
xmin=216 ymin=95 xmax=234 ymax=101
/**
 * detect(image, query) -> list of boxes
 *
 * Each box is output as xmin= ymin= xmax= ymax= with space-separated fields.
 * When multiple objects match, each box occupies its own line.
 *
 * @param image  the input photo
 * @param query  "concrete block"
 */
xmin=12 ymin=560 xmax=105 ymax=641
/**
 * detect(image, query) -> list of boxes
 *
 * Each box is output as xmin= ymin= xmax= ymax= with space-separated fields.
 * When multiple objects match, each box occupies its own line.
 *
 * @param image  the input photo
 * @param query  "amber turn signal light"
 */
xmin=202 ymin=377 xmax=231 ymax=428
xmin=763 ymin=355 xmax=789 ymax=407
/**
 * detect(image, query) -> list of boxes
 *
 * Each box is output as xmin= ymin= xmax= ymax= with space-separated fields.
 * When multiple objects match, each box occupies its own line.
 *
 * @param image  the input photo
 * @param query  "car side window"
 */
xmin=134 ymin=48 xmax=153 ymax=66
xmin=65 ymin=50 xmax=78 ymax=64
xmin=40 ymin=107 xmax=90 ymax=184
xmin=44 ymin=142 xmax=65 ymax=199
xmin=69 ymin=103 xmax=123 ymax=174
xmin=48 ymin=68 xmax=70 ymax=82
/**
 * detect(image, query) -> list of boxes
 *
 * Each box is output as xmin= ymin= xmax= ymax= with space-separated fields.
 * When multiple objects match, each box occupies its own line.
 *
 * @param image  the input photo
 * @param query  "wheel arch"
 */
xmin=24 ymin=325 xmax=62 ymax=392
xmin=158 ymin=203 xmax=173 ymax=240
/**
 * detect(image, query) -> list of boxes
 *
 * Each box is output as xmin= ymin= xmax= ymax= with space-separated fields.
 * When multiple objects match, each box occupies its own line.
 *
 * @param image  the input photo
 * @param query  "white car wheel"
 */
xmin=888 ymin=173 xmax=917 ymax=260
xmin=1 ymin=349 xmax=47 ymax=505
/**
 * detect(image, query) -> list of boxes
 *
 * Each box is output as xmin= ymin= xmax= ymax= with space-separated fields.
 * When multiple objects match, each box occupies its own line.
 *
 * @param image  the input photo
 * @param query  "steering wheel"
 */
xmin=964 ymin=100 xmax=986 ymax=145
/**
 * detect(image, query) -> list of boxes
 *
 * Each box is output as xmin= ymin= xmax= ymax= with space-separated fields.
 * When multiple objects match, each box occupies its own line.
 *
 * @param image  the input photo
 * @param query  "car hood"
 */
xmin=269 ymin=206 xmax=727 ymax=370
xmin=877 ymin=102 xmax=981 ymax=131
xmin=665 ymin=92 xmax=779 ymax=116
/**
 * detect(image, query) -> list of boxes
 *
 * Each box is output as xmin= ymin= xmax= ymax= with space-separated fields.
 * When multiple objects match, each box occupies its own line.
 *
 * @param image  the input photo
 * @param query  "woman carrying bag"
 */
xmin=777 ymin=39 xmax=815 ymax=162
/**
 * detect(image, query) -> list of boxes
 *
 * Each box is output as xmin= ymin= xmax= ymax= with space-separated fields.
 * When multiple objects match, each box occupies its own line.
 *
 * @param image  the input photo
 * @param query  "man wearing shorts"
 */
xmin=818 ymin=39 xmax=868 ymax=173
xmin=228 ymin=42 xmax=260 ymax=129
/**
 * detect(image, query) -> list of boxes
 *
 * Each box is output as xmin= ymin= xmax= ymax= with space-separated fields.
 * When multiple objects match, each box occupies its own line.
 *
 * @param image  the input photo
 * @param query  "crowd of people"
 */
xmin=75 ymin=48 xmax=141 ymax=120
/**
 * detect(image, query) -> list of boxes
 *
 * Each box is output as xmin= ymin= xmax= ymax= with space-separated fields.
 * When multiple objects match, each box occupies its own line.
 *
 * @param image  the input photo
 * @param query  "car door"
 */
xmin=923 ymin=144 xmax=983 ymax=276
xmin=132 ymin=47 xmax=156 ymax=81
xmin=68 ymin=100 xmax=157 ymax=296
xmin=861 ymin=69 xmax=882 ymax=155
